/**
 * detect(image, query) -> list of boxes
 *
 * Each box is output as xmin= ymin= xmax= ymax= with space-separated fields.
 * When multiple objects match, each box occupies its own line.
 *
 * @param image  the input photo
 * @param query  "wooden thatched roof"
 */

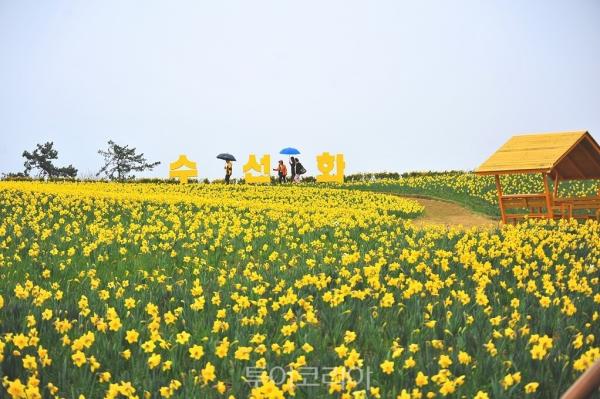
xmin=475 ymin=131 xmax=600 ymax=179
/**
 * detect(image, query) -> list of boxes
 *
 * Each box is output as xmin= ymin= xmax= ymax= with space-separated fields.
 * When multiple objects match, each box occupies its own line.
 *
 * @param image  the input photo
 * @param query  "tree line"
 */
xmin=4 ymin=141 xmax=450 ymax=183
xmin=4 ymin=141 xmax=160 ymax=181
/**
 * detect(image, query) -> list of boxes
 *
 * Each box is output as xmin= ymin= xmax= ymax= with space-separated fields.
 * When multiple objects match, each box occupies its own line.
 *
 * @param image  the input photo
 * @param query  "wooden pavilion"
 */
xmin=475 ymin=131 xmax=600 ymax=223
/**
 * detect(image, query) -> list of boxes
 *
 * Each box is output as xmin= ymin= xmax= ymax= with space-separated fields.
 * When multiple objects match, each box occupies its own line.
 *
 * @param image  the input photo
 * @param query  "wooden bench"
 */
xmin=500 ymin=194 xmax=600 ymax=222
xmin=554 ymin=197 xmax=600 ymax=220
xmin=500 ymin=194 xmax=549 ymax=222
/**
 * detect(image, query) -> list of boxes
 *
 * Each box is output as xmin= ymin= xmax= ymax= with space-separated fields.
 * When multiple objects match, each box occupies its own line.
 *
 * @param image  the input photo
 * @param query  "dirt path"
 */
xmin=402 ymin=195 xmax=498 ymax=229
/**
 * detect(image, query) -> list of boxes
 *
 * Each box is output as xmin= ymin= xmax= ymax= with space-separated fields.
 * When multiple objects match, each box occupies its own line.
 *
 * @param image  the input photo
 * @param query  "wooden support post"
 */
xmin=543 ymin=173 xmax=553 ymax=219
xmin=553 ymin=173 xmax=563 ymax=218
xmin=494 ymin=174 xmax=506 ymax=223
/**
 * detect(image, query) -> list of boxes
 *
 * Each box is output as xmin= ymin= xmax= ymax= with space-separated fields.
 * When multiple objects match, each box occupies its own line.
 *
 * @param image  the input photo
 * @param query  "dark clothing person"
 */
xmin=295 ymin=159 xmax=306 ymax=180
xmin=289 ymin=157 xmax=297 ymax=182
xmin=224 ymin=161 xmax=232 ymax=184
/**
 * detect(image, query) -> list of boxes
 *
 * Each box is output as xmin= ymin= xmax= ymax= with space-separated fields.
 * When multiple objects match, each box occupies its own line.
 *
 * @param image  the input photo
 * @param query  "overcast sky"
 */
xmin=1 ymin=1 xmax=599 ymax=179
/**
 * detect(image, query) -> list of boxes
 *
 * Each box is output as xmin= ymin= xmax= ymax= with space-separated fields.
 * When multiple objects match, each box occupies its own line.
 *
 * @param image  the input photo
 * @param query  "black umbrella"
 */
xmin=216 ymin=153 xmax=236 ymax=161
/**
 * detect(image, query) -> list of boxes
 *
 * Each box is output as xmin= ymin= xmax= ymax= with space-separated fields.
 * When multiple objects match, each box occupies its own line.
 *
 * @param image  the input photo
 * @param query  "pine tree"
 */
xmin=97 ymin=140 xmax=160 ymax=180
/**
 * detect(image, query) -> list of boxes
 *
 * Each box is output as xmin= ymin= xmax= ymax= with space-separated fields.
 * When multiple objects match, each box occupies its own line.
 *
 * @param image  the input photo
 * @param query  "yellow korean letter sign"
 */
xmin=243 ymin=154 xmax=271 ymax=183
xmin=169 ymin=155 xmax=198 ymax=184
xmin=316 ymin=152 xmax=345 ymax=183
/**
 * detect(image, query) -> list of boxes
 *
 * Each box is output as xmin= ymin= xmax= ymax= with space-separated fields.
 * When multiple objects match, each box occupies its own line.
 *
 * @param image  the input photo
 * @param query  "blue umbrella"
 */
xmin=280 ymin=147 xmax=300 ymax=155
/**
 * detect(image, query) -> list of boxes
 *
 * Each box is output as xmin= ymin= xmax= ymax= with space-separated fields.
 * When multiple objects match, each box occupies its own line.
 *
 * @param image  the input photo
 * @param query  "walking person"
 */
xmin=289 ymin=157 xmax=297 ymax=182
xmin=273 ymin=160 xmax=287 ymax=183
xmin=294 ymin=157 xmax=306 ymax=182
xmin=224 ymin=160 xmax=233 ymax=184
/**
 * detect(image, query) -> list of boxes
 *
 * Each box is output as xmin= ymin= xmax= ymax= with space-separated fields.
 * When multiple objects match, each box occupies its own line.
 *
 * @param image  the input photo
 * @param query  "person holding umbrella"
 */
xmin=290 ymin=157 xmax=297 ymax=182
xmin=217 ymin=153 xmax=236 ymax=184
xmin=224 ymin=160 xmax=232 ymax=184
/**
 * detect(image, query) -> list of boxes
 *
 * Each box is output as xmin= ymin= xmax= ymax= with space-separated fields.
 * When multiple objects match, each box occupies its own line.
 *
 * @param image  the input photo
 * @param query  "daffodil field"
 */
xmin=0 ymin=181 xmax=598 ymax=399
